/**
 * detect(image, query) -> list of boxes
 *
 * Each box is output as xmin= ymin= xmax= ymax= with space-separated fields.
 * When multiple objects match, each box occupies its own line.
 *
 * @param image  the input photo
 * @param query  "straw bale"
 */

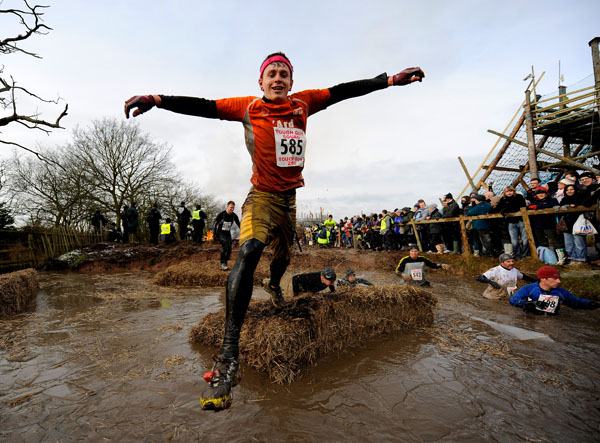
xmin=0 ymin=269 xmax=39 ymax=317
xmin=153 ymin=260 xmax=269 ymax=287
xmin=190 ymin=284 xmax=437 ymax=384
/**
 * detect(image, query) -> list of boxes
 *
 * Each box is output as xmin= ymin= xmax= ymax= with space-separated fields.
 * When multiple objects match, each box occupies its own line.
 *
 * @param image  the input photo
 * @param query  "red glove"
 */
xmin=391 ymin=67 xmax=425 ymax=86
xmin=528 ymin=205 xmax=537 ymax=210
xmin=124 ymin=95 xmax=156 ymax=119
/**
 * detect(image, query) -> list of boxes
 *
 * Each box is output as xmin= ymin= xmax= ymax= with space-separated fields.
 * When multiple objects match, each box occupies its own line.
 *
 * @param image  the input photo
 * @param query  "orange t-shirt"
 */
xmin=216 ymin=89 xmax=330 ymax=192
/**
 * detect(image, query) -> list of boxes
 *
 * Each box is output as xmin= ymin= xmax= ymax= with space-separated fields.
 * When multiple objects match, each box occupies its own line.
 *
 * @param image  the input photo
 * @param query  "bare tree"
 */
xmin=10 ymin=147 xmax=91 ymax=227
xmin=8 ymin=117 xmax=220 ymax=234
xmin=0 ymin=1 xmax=68 ymax=162
xmin=70 ymin=118 xmax=177 ymax=226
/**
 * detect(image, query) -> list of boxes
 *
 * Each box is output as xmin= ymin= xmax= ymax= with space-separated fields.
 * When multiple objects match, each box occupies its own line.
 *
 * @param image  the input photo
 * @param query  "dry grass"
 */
xmin=190 ymin=284 xmax=437 ymax=384
xmin=153 ymin=260 xmax=270 ymax=287
xmin=0 ymin=269 xmax=38 ymax=317
xmin=164 ymin=354 xmax=185 ymax=367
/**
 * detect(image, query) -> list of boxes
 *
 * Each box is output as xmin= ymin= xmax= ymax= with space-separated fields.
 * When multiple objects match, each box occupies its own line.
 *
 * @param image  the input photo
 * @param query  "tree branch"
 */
xmin=0 ymin=2 xmax=51 ymax=58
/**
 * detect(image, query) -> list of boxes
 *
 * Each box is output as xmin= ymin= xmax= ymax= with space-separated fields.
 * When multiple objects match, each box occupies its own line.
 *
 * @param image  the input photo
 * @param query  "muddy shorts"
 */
xmin=239 ymin=187 xmax=296 ymax=260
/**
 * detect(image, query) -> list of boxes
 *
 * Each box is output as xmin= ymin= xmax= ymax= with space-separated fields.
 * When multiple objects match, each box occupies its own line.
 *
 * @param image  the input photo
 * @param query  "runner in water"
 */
xmin=475 ymin=253 xmax=535 ymax=300
xmin=125 ymin=52 xmax=425 ymax=410
xmin=395 ymin=244 xmax=449 ymax=287
xmin=509 ymin=266 xmax=599 ymax=315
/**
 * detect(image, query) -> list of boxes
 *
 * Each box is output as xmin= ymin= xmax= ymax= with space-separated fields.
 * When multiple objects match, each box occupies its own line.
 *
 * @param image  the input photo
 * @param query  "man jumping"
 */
xmin=125 ymin=52 xmax=424 ymax=410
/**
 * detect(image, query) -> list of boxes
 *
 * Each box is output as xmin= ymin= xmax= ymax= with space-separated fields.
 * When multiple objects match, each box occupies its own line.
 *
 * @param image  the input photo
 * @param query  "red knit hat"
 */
xmin=537 ymin=266 xmax=560 ymax=279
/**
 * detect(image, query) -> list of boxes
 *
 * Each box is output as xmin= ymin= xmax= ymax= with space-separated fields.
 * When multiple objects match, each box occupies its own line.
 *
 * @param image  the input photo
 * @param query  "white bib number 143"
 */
xmin=274 ymin=127 xmax=306 ymax=167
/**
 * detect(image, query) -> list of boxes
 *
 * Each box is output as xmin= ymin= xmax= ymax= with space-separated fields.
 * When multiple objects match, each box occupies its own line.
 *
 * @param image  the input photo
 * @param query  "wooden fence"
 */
xmin=0 ymin=227 xmax=103 ymax=273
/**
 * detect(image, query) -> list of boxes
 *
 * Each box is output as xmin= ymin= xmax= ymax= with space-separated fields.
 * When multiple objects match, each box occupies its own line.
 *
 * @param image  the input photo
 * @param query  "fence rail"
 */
xmin=0 ymin=227 xmax=102 ymax=273
xmin=305 ymin=204 xmax=599 ymax=261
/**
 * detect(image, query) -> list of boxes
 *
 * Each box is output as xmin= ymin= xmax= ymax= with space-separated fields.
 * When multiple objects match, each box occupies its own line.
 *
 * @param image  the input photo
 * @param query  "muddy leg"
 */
xmin=220 ymin=238 xmax=265 ymax=359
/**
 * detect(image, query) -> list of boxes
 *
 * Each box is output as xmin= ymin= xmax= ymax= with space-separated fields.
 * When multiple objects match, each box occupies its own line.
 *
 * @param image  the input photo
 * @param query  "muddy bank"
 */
xmin=68 ymin=242 xmax=600 ymax=299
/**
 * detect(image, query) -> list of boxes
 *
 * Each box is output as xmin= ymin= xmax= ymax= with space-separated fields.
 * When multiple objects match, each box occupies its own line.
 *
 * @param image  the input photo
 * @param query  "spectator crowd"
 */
xmin=303 ymin=170 xmax=600 ymax=265
xmin=86 ymin=170 xmax=599 ymax=266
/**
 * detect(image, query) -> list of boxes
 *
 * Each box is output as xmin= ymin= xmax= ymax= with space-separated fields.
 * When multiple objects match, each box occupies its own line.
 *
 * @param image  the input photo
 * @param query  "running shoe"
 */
xmin=220 ymin=263 xmax=229 ymax=271
xmin=262 ymin=278 xmax=285 ymax=308
xmin=200 ymin=355 xmax=241 ymax=411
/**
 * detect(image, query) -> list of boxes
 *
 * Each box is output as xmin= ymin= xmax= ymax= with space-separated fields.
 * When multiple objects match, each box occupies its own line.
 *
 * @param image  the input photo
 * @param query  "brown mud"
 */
xmin=1 ymin=243 xmax=599 ymax=441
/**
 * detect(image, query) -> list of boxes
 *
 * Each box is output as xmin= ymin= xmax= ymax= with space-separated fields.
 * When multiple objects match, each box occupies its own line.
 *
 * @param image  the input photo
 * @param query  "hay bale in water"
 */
xmin=0 ymin=269 xmax=38 ymax=316
xmin=190 ymin=284 xmax=437 ymax=384
xmin=154 ymin=260 xmax=270 ymax=287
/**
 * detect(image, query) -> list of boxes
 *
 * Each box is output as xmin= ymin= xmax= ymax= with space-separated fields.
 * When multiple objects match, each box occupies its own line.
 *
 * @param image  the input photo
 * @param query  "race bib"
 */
xmin=410 ymin=269 xmax=423 ymax=281
xmin=274 ymin=127 xmax=306 ymax=167
xmin=222 ymin=221 xmax=232 ymax=232
xmin=537 ymin=294 xmax=559 ymax=314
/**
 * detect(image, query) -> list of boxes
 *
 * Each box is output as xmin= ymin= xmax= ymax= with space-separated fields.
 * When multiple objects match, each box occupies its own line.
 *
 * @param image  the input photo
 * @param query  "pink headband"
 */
xmin=259 ymin=55 xmax=293 ymax=79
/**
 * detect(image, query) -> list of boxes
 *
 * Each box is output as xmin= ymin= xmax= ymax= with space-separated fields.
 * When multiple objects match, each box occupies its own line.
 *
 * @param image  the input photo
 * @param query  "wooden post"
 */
xmin=520 ymin=207 xmax=538 ymax=259
xmin=524 ymin=90 xmax=539 ymax=179
xmin=410 ymin=220 xmax=423 ymax=252
xmin=557 ymin=85 xmax=572 ymax=158
xmin=458 ymin=156 xmax=477 ymax=192
xmin=458 ymin=215 xmax=471 ymax=257
xmin=589 ymin=37 xmax=600 ymax=120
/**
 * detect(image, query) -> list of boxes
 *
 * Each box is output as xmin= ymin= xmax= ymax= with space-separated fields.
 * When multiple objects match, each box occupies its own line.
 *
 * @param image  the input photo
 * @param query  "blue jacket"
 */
xmin=509 ymin=282 xmax=593 ymax=314
xmin=467 ymin=201 xmax=492 ymax=230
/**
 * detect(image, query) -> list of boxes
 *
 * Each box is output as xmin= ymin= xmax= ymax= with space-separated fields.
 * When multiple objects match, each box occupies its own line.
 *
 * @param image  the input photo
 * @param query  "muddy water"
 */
xmin=1 ymin=270 xmax=599 ymax=442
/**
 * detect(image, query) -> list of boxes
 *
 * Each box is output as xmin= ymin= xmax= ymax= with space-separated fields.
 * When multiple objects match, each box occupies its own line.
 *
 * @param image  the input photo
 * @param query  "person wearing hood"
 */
xmin=425 ymin=203 xmax=444 ymax=254
xmin=442 ymin=193 xmax=461 ymax=254
xmin=476 ymin=253 xmax=535 ymax=300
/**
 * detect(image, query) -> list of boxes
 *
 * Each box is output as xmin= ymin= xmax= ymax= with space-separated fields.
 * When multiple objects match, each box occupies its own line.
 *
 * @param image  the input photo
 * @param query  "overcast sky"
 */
xmin=3 ymin=0 xmax=599 ymax=220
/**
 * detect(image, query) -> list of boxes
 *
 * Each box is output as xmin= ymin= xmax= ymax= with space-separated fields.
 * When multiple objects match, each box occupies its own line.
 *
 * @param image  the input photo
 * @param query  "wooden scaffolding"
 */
xmin=458 ymin=37 xmax=600 ymax=197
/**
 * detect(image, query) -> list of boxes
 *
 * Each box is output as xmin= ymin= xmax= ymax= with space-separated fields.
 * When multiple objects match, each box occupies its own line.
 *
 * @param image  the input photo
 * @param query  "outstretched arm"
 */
xmin=124 ymin=94 xmax=220 ymax=119
xmin=328 ymin=67 xmax=425 ymax=106
xmin=475 ymin=274 xmax=501 ymax=289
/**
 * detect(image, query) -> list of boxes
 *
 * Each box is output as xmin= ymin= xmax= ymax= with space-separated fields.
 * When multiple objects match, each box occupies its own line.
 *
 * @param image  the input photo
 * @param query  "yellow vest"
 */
xmin=161 ymin=223 xmax=171 ymax=235
xmin=192 ymin=210 xmax=201 ymax=220
xmin=317 ymin=230 xmax=330 ymax=244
